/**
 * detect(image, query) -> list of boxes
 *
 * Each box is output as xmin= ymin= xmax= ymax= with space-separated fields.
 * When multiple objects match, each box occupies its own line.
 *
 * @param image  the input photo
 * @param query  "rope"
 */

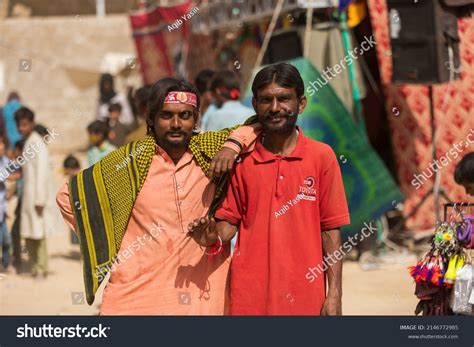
xmin=304 ymin=8 xmax=314 ymax=58
xmin=254 ymin=0 xmax=285 ymax=70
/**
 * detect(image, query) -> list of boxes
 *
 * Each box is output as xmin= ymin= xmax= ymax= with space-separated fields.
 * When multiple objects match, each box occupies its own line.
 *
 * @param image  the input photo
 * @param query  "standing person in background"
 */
xmin=62 ymin=155 xmax=81 ymax=246
xmin=14 ymin=107 xmax=54 ymax=279
xmin=107 ymin=103 xmax=130 ymax=148
xmin=97 ymin=73 xmax=134 ymax=127
xmin=203 ymin=70 xmax=254 ymax=132
xmin=0 ymin=136 xmax=12 ymax=274
xmin=8 ymin=139 xmax=25 ymax=273
xmin=86 ymin=120 xmax=116 ymax=167
xmin=2 ymin=92 xmax=22 ymax=151
xmin=126 ymin=85 xmax=151 ymax=143
xmin=126 ymin=86 xmax=139 ymax=132
xmin=194 ymin=69 xmax=216 ymax=130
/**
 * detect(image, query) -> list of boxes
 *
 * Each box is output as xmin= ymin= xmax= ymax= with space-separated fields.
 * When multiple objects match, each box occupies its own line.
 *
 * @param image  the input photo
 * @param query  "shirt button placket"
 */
xmin=275 ymin=158 xmax=283 ymax=198
xmin=176 ymin=178 xmax=184 ymax=208
xmin=174 ymin=172 xmax=185 ymax=233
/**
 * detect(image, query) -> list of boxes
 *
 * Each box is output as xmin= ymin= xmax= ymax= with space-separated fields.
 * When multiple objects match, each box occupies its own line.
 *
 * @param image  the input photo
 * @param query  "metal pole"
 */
xmin=254 ymin=0 xmax=285 ymax=70
xmin=340 ymin=10 xmax=366 ymax=137
xmin=304 ymin=8 xmax=314 ymax=58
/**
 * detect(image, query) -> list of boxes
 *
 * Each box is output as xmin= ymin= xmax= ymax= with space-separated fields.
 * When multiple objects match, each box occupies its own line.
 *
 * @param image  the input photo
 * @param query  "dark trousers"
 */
xmin=0 ymin=221 xmax=11 ymax=269
xmin=11 ymin=215 xmax=22 ymax=268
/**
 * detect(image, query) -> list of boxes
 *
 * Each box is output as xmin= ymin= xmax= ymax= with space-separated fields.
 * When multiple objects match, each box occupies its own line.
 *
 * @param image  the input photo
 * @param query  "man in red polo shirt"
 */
xmin=188 ymin=63 xmax=350 ymax=315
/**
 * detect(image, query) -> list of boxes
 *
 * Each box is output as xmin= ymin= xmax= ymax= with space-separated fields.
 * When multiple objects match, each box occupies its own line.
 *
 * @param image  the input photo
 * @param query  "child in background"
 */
xmin=7 ymin=139 xmax=25 ymax=273
xmin=0 ymin=136 xmax=11 ymax=273
xmin=86 ymin=120 xmax=116 ymax=167
xmin=454 ymin=152 xmax=474 ymax=196
xmin=107 ymin=103 xmax=130 ymax=148
xmin=63 ymin=155 xmax=81 ymax=245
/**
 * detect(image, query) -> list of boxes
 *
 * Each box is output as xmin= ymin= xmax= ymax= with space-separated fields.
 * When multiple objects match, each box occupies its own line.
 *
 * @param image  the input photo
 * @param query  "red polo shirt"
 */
xmin=215 ymin=129 xmax=350 ymax=315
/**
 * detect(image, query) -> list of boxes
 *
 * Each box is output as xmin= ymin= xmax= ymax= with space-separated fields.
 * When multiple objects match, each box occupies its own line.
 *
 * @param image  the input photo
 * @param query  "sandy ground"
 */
xmin=0 ymin=228 xmax=419 ymax=315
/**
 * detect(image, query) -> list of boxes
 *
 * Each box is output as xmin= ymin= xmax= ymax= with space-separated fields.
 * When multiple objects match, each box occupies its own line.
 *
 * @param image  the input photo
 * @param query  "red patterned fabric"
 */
xmin=129 ymin=3 xmax=191 ymax=84
xmin=367 ymin=0 xmax=474 ymax=230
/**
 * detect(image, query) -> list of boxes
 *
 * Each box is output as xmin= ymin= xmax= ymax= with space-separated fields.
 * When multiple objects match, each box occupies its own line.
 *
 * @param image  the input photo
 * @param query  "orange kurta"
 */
xmin=57 ymin=147 xmax=231 ymax=315
xmin=55 ymin=120 xmax=265 ymax=315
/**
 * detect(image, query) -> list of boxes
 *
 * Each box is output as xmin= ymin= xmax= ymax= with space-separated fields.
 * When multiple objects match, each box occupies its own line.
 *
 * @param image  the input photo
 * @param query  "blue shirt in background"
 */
xmin=2 ymin=100 xmax=23 ymax=148
xmin=200 ymin=104 xmax=217 ymax=132
xmin=87 ymin=141 xmax=116 ymax=167
xmin=203 ymin=101 xmax=254 ymax=132
xmin=0 ymin=156 xmax=10 ymax=221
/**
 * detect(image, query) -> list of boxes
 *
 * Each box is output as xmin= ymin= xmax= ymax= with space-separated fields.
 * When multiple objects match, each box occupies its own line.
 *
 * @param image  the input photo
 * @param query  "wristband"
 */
xmin=204 ymin=235 xmax=223 ymax=256
xmin=225 ymin=138 xmax=243 ymax=151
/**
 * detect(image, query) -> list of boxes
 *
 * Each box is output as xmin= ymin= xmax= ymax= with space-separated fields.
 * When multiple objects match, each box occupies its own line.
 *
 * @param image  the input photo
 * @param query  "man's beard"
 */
xmin=156 ymin=131 xmax=191 ymax=150
xmin=259 ymin=110 xmax=298 ymax=135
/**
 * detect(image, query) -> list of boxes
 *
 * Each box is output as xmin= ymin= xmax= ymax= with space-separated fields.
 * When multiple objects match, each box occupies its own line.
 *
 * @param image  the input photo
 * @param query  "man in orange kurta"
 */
xmin=56 ymin=78 xmax=258 ymax=315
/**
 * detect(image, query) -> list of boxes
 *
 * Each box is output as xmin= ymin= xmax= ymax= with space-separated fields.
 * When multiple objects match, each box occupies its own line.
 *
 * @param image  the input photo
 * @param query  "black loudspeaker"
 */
xmin=263 ymin=30 xmax=303 ymax=64
xmin=387 ymin=0 xmax=461 ymax=84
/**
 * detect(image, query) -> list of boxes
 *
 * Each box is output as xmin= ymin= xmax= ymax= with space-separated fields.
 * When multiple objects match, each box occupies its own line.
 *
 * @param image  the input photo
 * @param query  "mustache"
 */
xmin=264 ymin=110 xmax=297 ymax=118
xmin=165 ymin=130 xmax=187 ymax=136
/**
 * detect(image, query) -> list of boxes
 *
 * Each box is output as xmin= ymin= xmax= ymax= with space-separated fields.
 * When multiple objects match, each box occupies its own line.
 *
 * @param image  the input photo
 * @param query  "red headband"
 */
xmin=164 ymin=91 xmax=197 ymax=107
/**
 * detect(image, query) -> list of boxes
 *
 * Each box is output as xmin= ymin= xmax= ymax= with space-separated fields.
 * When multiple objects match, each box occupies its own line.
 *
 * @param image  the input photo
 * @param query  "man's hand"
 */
xmin=187 ymin=217 xmax=218 ymax=247
xmin=320 ymin=290 xmax=342 ymax=316
xmin=321 ymin=229 xmax=343 ymax=315
xmin=35 ymin=205 xmax=44 ymax=217
xmin=208 ymin=147 xmax=239 ymax=178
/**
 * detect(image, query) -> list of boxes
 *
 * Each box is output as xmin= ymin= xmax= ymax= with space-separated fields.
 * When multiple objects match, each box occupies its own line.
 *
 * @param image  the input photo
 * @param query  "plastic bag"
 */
xmin=451 ymin=264 xmax=473 ymax=315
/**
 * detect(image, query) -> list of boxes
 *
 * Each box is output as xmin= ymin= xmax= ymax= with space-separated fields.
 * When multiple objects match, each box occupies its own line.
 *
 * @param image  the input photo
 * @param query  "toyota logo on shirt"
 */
xmin=304 ymin=176 xmax=315 ymax=188
xmin=299 ymin=176 xmax=317 ymax=201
